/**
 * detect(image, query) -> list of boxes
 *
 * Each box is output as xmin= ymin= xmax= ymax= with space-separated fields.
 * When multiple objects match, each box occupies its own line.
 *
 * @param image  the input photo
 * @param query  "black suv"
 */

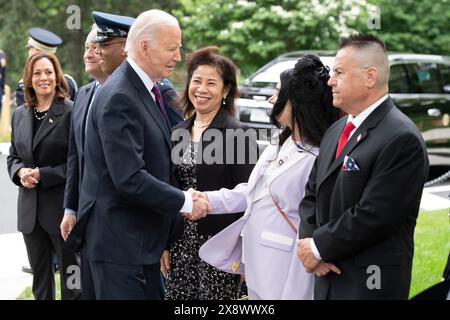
xmin=237 ymin=51 xmax=450 ymax=167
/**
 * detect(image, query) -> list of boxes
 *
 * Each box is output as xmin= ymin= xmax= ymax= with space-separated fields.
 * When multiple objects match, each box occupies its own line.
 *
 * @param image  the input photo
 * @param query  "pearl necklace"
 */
xmin=33 ymin=107 xmax=48 ymax=120
xmin=193 ymin=120 xmax=210 ymax=128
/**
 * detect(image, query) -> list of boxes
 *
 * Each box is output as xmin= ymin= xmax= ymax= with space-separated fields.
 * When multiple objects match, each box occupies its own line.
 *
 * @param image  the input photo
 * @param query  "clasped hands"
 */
xmin=18 ymin=167 xmax=40 ymax=189
xmin=296 ymin=238 xmax=341 ymax=278
xmin=181 ymin=188 xmax=212 ymax=221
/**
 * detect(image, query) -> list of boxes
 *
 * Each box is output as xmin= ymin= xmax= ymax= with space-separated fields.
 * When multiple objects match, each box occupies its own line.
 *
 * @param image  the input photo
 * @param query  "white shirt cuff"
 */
xmin=310 ymin=239 xmax=322 ymax=260
xmin=180 ymin=191 xmax=193 ymax=213
xmin=64 ymin=208 xmax=77 ymax=216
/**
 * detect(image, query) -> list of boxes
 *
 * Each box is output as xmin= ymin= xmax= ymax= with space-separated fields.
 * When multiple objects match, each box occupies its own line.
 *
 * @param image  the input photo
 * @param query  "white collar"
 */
xmin=126 ymin=57 xmax=156 ymax=99
xmin=347 ymin=94 xmax=388 ymax=134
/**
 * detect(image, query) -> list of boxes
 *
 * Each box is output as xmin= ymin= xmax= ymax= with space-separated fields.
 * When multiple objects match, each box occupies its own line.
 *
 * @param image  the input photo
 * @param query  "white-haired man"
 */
xmin=65 ymin=9 xmax=209 ymax=300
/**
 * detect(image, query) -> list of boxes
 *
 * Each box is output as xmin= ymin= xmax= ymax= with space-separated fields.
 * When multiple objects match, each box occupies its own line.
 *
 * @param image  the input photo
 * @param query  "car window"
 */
xmin=389 ymin=64 xmax=410 ymax=93
xmin=250 ymin=56 xmax=335 ymax=85
xmin=406 ymin=62 xmax=442 ymax=94
xmin=439 ymin=64 xmax=450 ymax=89
xmin=251 ymin=60 xmax=297 ymax=84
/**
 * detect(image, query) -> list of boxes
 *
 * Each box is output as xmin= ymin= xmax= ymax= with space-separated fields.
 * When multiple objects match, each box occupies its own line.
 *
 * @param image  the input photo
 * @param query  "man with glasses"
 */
xmin=91 ymin=11 xmax=133 ymax=76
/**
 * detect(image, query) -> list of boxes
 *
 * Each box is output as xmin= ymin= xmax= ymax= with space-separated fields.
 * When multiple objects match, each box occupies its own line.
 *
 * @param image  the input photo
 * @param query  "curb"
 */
xmin=0 ymin=143 xmax=10 ymax=155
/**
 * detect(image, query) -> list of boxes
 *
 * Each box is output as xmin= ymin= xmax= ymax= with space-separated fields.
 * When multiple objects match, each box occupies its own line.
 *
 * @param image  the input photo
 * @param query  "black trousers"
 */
xmin=80 ymin=249 xmax=96 ymax=300
xmin=89 ymin=260 xmax=162 ymax=300
xmin=22 ymin=220 xmax=80 ymax=300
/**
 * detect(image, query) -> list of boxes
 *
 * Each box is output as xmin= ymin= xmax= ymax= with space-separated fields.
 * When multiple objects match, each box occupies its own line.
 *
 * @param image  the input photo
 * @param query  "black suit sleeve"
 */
xmin=63 ymin=103 xmax=80 ymax=211
xmin=98 ymin=92 xmax=185 ymax=212
xmin=39 ymin=163 xmax=68 ymax=189
xmin=298 ymin=157 xmax=319 ymax=238
xmin=313 ymin=132 xmax=428 ymax=262
xmin=6 ymin=110 xmax=25 ymax=186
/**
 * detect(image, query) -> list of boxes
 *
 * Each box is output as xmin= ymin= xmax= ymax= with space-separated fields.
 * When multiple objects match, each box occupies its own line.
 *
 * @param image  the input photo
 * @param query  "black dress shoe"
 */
xmin=21 ymin=266 xmax=33 ymax=275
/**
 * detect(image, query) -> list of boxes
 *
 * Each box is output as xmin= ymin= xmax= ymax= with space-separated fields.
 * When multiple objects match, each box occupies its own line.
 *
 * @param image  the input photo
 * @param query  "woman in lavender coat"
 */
xmin=187 ymin=55 xmax=340 ymax=299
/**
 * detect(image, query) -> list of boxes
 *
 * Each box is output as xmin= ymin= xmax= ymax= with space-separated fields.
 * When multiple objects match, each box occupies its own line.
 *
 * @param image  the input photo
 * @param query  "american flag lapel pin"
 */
xmin=49 ymin=118 xmax=53 ymax=124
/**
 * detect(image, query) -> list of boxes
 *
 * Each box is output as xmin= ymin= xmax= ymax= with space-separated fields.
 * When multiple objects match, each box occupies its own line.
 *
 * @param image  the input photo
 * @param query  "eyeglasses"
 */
xmin=96 ymin=40 xmax=126 ymax=49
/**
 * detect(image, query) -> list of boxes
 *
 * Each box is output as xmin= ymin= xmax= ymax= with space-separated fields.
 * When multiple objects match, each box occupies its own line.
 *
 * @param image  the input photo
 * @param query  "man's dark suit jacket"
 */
xmin=172 ymin=108 xmax=256 ymax=236
xmin=65 ymin=61 xmax=185 ymax=265
xmin=7 ymin=100 xmax=73 ymax=235
xmin=299 ymin=97 xmax=429 ymax=299
xmin=64 ymin=79 xmax=182 ymax=214
xmin=63 ymin=81 xmax=96 ymax=212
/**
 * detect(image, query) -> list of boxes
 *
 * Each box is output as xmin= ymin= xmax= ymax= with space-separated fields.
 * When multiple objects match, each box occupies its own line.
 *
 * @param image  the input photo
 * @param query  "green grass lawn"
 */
xmin=16 ymin=273 xmax=61 ymax=300
xmin=17 ymin=210 xmax=449 ymax=300
xmin=409 ymin=209 xmax=450 ymax=298
xmin=0 ymin=132 xmax=10 ymax=143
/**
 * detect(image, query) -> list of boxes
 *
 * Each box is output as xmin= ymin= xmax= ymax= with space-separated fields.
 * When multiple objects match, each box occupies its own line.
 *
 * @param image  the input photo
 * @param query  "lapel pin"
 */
xmin=49 ymin=118 xmax=53 ymax=124
xmin=357 ymin=133 xmax=362 ymax=142
xmin=231 ymin=260 xmax=240 ymax=273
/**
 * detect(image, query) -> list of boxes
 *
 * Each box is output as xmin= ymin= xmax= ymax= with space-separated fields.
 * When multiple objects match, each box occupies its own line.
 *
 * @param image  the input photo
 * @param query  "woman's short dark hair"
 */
xmin=22 ymin=52 xmax=68 ymax=108
xmin=270 ymin=54 xmax=340 ymax=147
xmin=181 ymin=46 xmax=238 ymax=118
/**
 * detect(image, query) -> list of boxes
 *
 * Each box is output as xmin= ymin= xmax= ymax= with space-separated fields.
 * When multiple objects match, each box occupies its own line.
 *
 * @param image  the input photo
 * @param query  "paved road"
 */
xmin=0 ymin=156 xmax=31 ymax=300
xmin=0 ymin=154 xmax=18 ymax=235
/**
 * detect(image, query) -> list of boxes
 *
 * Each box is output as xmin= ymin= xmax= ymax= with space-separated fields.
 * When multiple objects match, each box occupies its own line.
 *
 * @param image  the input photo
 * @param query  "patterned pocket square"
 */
xmin=342 ymin=155 xmax=360 ymax=171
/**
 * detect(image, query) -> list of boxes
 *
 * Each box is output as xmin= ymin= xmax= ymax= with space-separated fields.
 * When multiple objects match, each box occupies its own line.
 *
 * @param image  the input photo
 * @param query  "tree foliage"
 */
xmin=367 ymin=0 xmax=450 ymax=54
xmin=0 ymin=0 xmax=449 ymax=88
xmin=175 ymin=0 xmax=450 ymax=78
xmin=175 ymin=0 xmax=375 ymax=77
xmin=0 ymin=0 xmax=180 ymax=88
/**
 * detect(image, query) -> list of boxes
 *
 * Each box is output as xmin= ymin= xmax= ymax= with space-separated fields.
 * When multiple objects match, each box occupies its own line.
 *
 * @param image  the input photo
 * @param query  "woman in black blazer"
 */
xmin=163 ymin=47 xmax=256 ymax=299
xmin=7 ymin=52 xmax=78 ymax=300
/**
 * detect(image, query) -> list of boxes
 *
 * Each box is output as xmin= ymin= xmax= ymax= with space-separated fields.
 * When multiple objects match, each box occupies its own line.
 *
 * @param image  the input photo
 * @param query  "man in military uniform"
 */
xmin=92 ymin=11 xmax=183 ymax=126
xmin=15 ymin=27 xmax=78 ymax=107
xmin=0 ymin=49 xmax=6 ymax=114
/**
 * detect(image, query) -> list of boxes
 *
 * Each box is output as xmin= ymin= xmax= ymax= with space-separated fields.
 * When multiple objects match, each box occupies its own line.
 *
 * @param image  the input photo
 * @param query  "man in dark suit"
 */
xmin=65 ymin=9 xmax=209 ymax=300
xmin=296 ymin=34 xmax=429 ymax=299
xmin=60 ymin=25 xmax=108 ymax=300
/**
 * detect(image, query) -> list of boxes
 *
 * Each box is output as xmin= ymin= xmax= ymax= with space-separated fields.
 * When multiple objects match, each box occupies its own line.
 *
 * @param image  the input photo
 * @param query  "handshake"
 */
xmin=181 ymin=188 xmax=212 ymax=221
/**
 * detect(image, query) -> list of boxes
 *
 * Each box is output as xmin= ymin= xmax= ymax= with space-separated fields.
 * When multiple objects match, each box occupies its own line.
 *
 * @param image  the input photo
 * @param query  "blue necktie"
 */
xmin=84 ymin=83 xmax=101 ymax=137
